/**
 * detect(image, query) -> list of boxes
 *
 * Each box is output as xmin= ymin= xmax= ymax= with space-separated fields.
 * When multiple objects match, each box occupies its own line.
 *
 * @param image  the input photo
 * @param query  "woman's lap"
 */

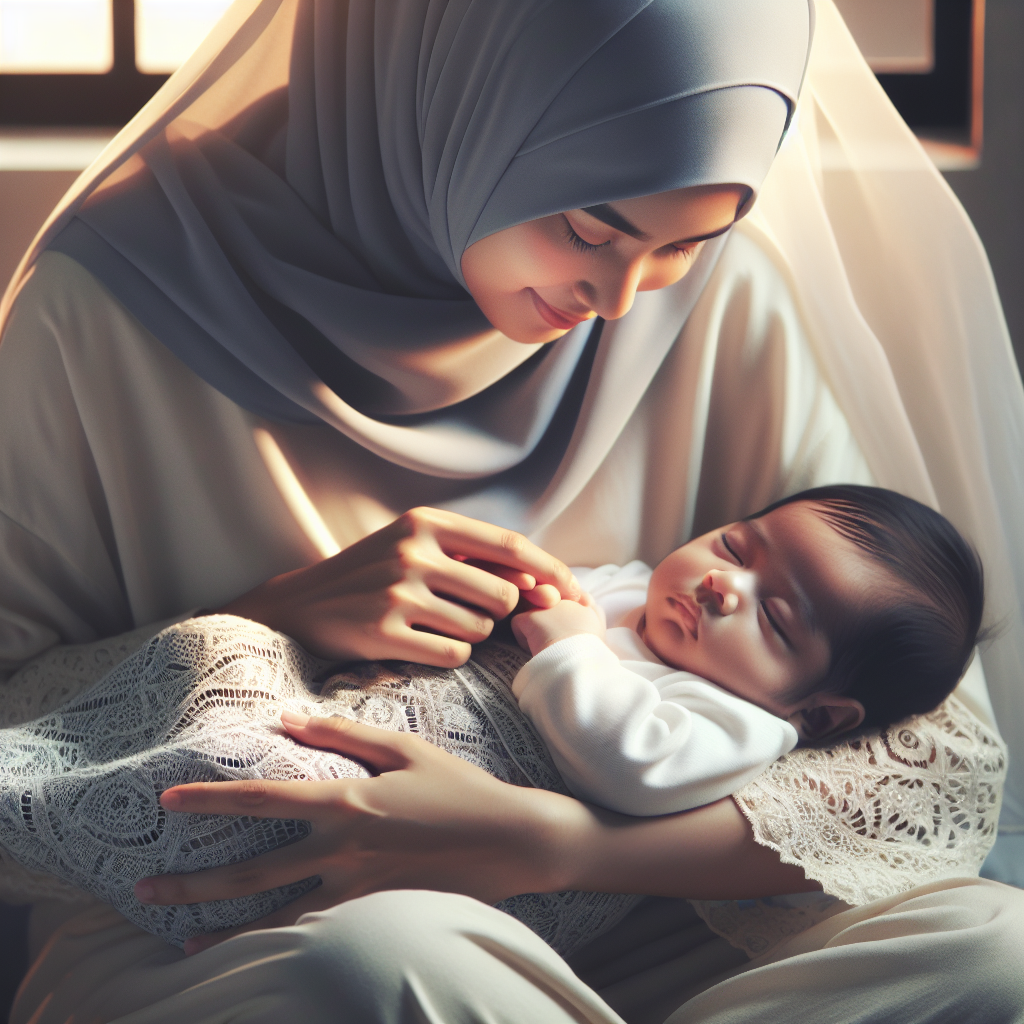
xmin=13 ymin=879 xmax=1024 ymax=1024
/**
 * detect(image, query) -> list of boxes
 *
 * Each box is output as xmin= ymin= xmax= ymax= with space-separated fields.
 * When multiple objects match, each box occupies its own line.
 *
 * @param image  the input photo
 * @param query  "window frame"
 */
xmin=0 ymin=0 xmax=168 ymax=126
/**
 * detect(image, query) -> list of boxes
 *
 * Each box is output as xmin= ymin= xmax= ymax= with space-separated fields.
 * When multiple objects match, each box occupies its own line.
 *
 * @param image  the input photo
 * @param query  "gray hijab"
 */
xmin=47 ymin=0 xmax=811 ymax=478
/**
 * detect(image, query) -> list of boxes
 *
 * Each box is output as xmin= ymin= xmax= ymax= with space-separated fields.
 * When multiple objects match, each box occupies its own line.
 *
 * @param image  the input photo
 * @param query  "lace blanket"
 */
xmin=0 ymin=617 xmax=640 ymax=955
xmin=685 ymin=697 xmax=1007 ymax=958
xmin=0 ymin=618 xmax=1007 ymax=960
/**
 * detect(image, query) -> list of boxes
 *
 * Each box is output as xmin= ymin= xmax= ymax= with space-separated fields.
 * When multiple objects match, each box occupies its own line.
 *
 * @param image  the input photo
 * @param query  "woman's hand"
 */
xmin=135 ymin=713 xmax=820 ymax=956
xmin=216 ymin=507 xmax=577 ymax=666
xmin=135 ymin=711 xmax=581 ymax=954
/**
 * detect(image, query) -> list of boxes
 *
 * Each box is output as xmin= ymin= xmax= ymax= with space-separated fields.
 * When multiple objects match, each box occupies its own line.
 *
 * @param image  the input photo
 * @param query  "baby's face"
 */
xmin=641 ymin=502 xmax=875 ymax=718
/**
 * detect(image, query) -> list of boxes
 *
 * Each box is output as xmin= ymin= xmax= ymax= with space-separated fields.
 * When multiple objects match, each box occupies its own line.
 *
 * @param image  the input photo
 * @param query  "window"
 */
xmin=0 ymin=0 xmax=230 ymax=125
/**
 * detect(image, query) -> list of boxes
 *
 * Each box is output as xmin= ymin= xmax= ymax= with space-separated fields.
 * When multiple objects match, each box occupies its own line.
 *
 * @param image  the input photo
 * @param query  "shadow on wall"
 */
xmin=0 ymin=170 xmax=78 ymax=295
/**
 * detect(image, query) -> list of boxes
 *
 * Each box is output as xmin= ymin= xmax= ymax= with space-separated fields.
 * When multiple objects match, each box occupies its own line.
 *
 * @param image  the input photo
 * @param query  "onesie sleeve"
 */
xmin=512 ymin=633 xmax=798 ymax=816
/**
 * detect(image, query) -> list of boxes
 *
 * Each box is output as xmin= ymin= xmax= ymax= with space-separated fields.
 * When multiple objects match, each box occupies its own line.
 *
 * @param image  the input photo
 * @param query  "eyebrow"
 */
xmin=582 ymin=203 xmax=737 ymax=246
xmin=743 ymin=519 xmax=818 ymax=635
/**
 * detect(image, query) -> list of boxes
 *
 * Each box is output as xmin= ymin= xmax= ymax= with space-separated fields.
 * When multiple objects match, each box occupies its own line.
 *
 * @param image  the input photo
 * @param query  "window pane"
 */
xmin=135 ymin=0 xmax=231 ymax=74
xmin=0 ymin=0 xmax=113 ymax=73
xmin=834 ymin=0 xmax=935 ymax=74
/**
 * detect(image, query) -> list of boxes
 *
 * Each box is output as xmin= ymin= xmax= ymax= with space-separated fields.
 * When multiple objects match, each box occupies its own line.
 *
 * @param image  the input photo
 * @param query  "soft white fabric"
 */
xmin=512 ymin=562 xmax=797 ymax=816
xmin=12 ymin=883 xmax=1024 ymax=1024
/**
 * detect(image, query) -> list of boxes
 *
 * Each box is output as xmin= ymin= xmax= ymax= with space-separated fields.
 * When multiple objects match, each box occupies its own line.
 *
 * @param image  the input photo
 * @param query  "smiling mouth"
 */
xmin=668 ymin=595 xmax=700 ymax=639
xmin=529 ymin=289 xmax=592 ymax=330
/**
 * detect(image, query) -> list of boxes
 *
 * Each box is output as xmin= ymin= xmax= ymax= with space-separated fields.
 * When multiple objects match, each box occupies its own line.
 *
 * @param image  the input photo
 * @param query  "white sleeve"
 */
xmin=512 ymin=634 xmax=798 ymax=816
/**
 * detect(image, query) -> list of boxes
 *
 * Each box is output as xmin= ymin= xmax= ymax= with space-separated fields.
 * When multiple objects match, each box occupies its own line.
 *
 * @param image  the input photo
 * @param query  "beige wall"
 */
xmin=0 ymin=170 xmax=79 ymax=295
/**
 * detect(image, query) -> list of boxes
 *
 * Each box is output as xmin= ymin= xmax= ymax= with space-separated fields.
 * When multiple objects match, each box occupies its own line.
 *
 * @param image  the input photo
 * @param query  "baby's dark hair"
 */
xmin=749 ymin=485 xmax=985 ymax=731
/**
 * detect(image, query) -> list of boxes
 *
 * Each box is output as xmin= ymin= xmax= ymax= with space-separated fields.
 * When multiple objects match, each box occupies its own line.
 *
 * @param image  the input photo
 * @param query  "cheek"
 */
xmin=637 ymin=248 xmax=703 ymax=294
xmin=463 ymin=220 xmax=578 ymax=298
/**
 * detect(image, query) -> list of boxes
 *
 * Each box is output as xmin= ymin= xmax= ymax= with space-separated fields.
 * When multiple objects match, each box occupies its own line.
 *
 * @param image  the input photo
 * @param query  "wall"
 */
xmin=0 ymin=170 xmax=78 ymax=292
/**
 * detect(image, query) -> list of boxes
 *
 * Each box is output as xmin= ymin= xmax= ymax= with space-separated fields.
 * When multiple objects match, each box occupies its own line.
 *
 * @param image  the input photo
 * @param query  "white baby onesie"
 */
xmin=512 ymin=562 xmax=799 ymax=816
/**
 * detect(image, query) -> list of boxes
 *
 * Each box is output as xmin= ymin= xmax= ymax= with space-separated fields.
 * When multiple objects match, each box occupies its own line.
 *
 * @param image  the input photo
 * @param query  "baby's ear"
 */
xmin=791 ymin=695 xmax=865 ymax=744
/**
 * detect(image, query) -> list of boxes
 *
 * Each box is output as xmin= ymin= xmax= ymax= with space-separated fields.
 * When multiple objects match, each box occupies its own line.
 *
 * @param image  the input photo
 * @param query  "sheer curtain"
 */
xmin=749 ymin=0 xmax=1024 ymax=879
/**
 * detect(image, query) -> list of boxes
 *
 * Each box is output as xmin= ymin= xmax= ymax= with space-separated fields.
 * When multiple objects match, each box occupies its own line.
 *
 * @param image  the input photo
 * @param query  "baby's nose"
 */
xmin=702 ymin=570 xmax=740 ymax=614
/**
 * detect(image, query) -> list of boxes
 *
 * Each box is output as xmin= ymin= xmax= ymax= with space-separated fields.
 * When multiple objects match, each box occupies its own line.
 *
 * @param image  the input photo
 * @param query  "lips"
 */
xmin=668 ymin=595 xmax=700 ymax=639
xmin=529 ymin=289 xmax=590 ymax=330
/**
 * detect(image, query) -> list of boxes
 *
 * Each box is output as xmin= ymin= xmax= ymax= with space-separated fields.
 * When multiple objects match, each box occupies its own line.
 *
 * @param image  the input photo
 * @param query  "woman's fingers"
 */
xmin=424 ymin=559 xmax=522 ymax=618
xmin=282 ymin=714 xmax=427 ymax=771
xmin=462 ymin=558 xmax=536 ymax=592
xmin=135 ymin=838 xmax=326 ymax=907
xmin=159 ymin=775 xmax=353 ymax=819
xmin=403 ymin=508 xmax=579 ymax=599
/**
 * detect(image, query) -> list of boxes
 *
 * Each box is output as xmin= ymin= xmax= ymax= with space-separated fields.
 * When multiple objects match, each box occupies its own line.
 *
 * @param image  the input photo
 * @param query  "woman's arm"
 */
xmin=135 ymin=713 xmax=819 ymax=953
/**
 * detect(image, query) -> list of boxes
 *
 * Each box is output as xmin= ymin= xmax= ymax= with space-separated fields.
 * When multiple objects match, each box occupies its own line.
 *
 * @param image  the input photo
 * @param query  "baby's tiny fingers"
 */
xmin=519 ymin=583 xmax=561 ymax=608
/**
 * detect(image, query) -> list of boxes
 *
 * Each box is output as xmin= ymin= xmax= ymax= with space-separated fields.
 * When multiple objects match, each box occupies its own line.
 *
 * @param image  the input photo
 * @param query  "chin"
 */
xmin=504 ymin=323 xmax=569 ymax=345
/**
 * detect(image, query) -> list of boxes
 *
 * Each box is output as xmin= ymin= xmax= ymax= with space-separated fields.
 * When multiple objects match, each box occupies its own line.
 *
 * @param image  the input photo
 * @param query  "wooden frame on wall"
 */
xmin=874 ymin=0 xmax=985 ymax=169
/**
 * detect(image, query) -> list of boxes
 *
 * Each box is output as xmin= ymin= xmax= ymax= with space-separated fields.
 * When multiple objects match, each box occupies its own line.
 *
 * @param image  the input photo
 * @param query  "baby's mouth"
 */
xmin=668 ymin=595 xmax=700 ymax=639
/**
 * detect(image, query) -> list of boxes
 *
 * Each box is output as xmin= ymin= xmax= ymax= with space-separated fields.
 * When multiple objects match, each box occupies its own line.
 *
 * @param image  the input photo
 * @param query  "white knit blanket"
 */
xmin=0 ymin=616 xmax=640 ymax=955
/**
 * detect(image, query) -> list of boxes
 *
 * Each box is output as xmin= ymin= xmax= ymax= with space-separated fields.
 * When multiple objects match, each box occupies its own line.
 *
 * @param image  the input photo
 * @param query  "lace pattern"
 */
xmin=0 ymin=619 xmax=1006 ymax=958
xmin=732 ymin=697 xmax=1007 ymax=908
xmin=0 ymin=617 xmax=641 ymax=954
xmin=689 ymin=890 xmax=849 ymax=958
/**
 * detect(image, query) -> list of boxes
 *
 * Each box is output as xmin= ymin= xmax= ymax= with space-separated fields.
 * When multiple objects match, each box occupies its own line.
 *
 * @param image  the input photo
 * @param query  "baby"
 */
xmin=508 ymin=483 xmax=986 ymax=816
xmin=0 ymin=484 xmax=984 ymax=951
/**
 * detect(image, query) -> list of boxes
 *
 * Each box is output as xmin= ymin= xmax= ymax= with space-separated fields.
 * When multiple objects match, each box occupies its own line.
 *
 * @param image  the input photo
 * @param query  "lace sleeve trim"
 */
xmin=732 ymin=696 xmax=1007 ymax=906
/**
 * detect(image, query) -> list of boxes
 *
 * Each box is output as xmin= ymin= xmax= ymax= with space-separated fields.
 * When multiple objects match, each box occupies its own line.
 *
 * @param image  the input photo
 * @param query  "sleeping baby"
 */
xmin=509 ymin=483 xmax=985 ymax=816
xmin=0 ymin=485 xmax=984 ymax=954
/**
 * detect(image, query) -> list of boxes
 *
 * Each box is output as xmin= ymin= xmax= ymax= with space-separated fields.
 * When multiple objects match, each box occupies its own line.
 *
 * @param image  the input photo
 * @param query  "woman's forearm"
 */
xmin=535 ymin=791 xmax=819 ymax=900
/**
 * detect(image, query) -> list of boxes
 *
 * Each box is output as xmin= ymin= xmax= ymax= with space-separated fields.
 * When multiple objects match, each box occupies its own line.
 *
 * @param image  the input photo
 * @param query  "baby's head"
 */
xmin=640 ymin=485 xmax=984 ymax=743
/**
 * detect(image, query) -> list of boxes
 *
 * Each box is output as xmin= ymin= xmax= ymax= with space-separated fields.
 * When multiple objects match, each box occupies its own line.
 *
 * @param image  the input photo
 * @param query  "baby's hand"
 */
xmin=511 ymin=592 xmax=606 ymax=656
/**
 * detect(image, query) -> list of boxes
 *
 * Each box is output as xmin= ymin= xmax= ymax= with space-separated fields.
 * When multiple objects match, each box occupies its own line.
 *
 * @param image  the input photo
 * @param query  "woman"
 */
xmin=1 ymin=1 xmax=1022 ymax=1022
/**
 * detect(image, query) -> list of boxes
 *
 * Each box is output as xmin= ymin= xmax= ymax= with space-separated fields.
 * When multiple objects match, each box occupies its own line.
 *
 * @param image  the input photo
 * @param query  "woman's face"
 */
xmin=461 ymin=184 xmax=746 ymax=344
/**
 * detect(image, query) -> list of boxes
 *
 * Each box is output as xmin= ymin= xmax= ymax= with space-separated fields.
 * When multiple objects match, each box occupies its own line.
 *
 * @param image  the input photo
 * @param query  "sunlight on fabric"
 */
xmin=135 ymin=0 xmax=232 ymax=74
xmin=253 ymin=428 xmax=342 ymax=559
xmin=0 ymin=0 xmax=113 ymax=73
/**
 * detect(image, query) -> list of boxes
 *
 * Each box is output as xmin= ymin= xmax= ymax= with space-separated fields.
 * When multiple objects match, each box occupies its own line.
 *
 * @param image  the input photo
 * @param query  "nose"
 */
xmin=574 ymin=259 xmax=643 ymax=321
xmin=701 ymin=570 xmax=751 ymax=616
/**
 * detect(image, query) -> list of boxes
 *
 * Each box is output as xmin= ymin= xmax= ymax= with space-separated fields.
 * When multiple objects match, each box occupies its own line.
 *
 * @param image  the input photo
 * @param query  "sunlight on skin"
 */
xmin=641 ymin=502 xmax=873 ymax=738
xmin=461 ymin=184 xmax=747 ymax=345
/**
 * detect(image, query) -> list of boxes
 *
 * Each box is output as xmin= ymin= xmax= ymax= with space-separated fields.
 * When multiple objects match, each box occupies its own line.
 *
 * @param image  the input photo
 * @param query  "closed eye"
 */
xmin=563 ymin=218 xmax=609 ymax=254
xmin=760 ymin=601 xmax=791 ymax=647
xmin=721 ymin=534 xmax=743 ymax=565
